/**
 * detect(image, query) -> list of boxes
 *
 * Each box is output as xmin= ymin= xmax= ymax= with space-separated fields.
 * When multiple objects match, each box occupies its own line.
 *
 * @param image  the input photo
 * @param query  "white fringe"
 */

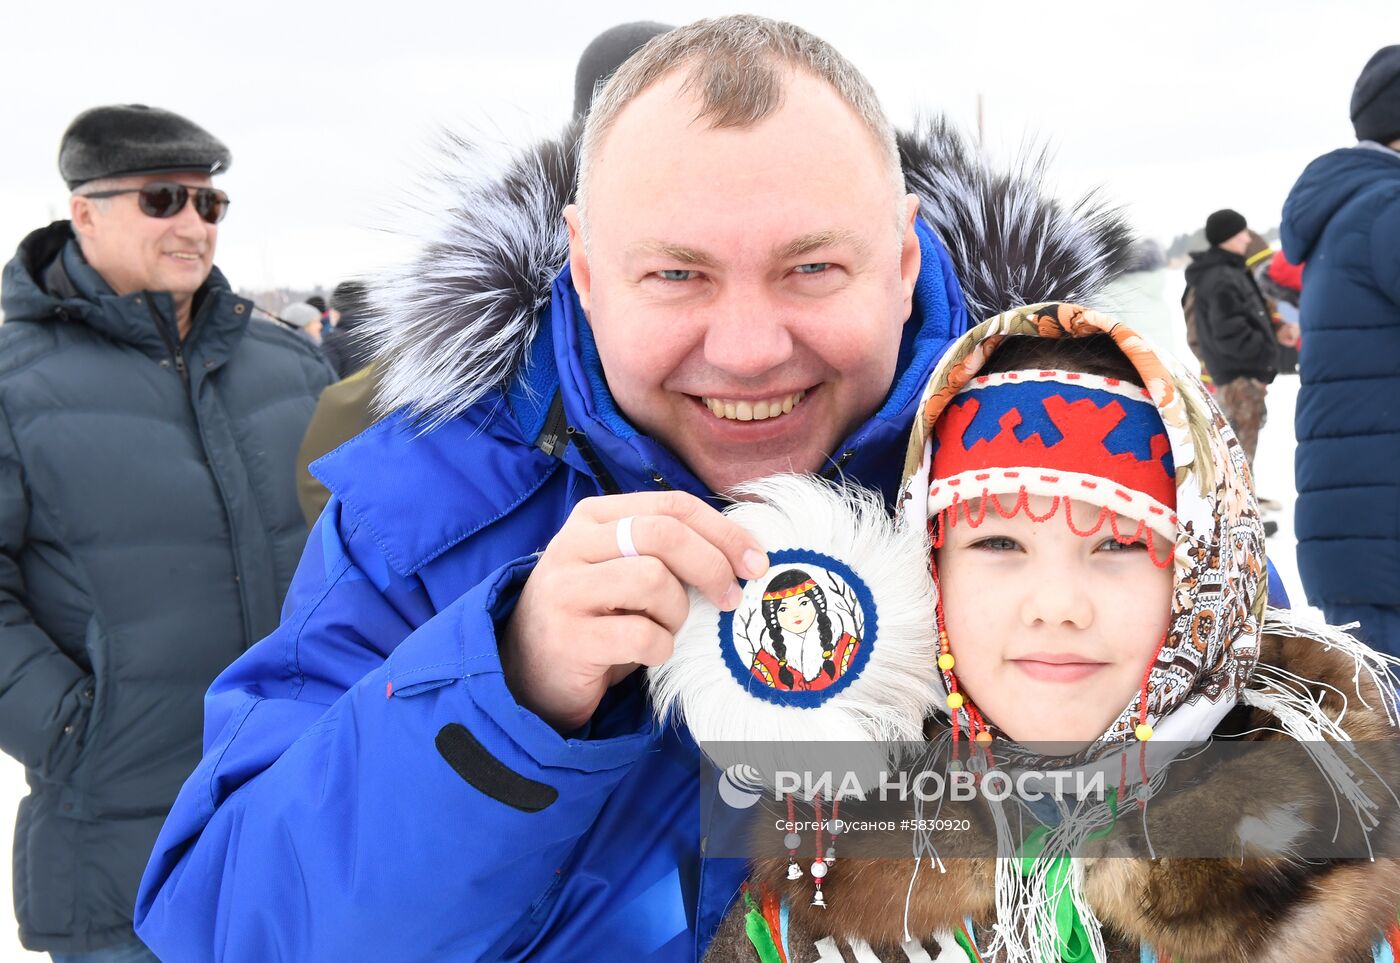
xmin=1237 ymin=607 xmax=1400 ymax=852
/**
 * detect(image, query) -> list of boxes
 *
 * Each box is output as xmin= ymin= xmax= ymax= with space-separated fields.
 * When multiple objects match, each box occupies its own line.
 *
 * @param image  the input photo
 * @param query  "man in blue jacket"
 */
xmin=135 ymin=16 xmax=1137 ymax=961
xmin=1282 ymin=45 xmax=1400 ymax=655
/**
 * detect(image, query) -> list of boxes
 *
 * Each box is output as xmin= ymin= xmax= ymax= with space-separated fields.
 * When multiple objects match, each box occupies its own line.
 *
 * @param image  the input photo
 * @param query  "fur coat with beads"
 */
xmin=704 ymin=632 xmax=1400 ymax=963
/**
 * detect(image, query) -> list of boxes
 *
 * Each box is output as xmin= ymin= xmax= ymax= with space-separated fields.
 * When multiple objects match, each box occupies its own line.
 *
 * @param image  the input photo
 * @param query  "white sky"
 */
xmin=2 ymin=0 xmax=1396 ymax=292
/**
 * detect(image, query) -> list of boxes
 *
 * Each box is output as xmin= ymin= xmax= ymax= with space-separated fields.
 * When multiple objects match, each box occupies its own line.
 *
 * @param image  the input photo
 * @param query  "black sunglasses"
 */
xmin=82 ymin=181 xmax=230 ymax=224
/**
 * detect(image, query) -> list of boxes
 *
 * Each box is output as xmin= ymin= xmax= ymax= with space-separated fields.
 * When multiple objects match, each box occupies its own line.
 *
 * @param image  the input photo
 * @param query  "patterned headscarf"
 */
xmin=900 ymin=303 xmax=1268 ymax=758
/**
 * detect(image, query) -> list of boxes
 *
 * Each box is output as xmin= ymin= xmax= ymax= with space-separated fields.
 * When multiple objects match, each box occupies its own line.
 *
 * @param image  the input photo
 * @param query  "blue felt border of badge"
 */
xmin=719 ymin=548 xmax=879 ymax=709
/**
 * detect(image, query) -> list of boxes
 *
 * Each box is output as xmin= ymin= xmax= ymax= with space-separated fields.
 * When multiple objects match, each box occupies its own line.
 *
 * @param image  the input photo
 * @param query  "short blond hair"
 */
xmin=576 ymin=15 xmax=903 ymax=232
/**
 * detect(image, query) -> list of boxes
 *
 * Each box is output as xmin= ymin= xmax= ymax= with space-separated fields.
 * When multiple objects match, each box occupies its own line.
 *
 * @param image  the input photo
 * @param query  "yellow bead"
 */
xmin=1134 ymin=723 xmax=1154 ymax=742
xmin=937 ymin=653 xmax=955 ymax=671
xmin=974 ymin=730 xmax=994 ymax=745
xmin=946 ymin=692 xmax=964 ymax=710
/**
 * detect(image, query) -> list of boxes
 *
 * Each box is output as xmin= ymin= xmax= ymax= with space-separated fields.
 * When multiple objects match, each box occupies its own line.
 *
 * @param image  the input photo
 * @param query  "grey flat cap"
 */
xmin=59 ymin=104 xmax=231 ymax=189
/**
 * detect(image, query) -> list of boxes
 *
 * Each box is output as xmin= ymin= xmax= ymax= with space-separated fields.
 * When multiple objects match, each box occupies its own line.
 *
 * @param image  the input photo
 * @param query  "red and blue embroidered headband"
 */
xmin=928 ymin=370 xmax=1178 ymax=554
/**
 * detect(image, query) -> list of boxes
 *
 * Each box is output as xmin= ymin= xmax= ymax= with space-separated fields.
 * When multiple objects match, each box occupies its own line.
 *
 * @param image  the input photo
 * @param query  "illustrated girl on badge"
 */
xmin=750 ymin=569 xmax=860 ymax=692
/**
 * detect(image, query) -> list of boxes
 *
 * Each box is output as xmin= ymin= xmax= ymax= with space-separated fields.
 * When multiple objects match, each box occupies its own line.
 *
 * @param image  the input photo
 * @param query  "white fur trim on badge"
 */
xmin=649 ymin=475 xmax=939 ymax=752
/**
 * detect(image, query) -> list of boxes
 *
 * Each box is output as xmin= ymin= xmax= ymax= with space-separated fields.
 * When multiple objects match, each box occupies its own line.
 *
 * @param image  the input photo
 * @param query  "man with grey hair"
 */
xmin=137 ymin=16 xmax=1129 ymax=960
xmin=0 ymin=105 xmax=332 ymax=960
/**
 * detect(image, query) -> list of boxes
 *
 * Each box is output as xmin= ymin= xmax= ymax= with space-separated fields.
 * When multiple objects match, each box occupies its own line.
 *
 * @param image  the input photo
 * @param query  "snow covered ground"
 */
xmin=0 ymin=347 xmax=1315 ymax=960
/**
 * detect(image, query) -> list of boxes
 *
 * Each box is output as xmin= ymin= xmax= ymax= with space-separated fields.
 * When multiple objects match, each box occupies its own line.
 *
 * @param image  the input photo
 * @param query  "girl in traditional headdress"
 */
xmin=751 ymin=569 xmax=860 ymax=692
xmin=707 ymin=304 xmax=1400 ymax=963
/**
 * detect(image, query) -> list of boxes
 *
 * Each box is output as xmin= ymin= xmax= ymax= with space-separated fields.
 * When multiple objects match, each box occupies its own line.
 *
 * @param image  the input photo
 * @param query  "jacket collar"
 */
xmin=1 ymin=220 xmax=250 ymax=367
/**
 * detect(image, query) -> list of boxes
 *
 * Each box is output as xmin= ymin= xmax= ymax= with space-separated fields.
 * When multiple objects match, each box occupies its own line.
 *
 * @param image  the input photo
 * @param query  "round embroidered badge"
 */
xmin=720 ymin=549 xmax=877 ymax=707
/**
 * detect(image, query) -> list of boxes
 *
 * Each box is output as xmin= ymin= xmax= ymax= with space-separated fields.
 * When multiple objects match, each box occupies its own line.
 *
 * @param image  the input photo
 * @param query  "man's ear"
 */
xmin=70 ymin=194 xmax=98 ymax=241
xmin=899 ymin=193 xmax=922 ymax=314
xmin=562 ymin=204 xmax=591 ymax=314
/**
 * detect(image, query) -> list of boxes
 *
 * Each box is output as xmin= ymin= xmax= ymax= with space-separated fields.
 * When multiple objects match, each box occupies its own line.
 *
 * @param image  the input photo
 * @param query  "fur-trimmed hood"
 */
xmin=363 ymin=118 xmax=1133 ymax=429
xmin=705 ymin=631 xmax=1400 ymax=963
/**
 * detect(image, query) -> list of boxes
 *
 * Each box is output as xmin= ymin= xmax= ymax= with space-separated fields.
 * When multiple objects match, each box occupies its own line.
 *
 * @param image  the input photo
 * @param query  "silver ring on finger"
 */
xmin=616 ymin=515 xmax=640 ymax=559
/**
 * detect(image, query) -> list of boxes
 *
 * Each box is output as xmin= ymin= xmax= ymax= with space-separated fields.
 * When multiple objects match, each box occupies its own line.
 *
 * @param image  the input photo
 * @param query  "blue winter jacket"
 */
xmin=133 ymin=121 xmax=1203 ymax=961
xmin=133 ymin=223 xmax=964 ymax=960
xmin=1281 ymin=143 xmax=1400 ymax=610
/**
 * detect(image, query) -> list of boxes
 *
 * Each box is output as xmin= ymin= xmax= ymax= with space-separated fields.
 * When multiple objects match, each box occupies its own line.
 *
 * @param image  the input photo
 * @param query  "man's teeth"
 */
xmin=701 ymin=390 xmax=806 ymax=422
xmin=169 ymin=253 xmax=201 ymax=260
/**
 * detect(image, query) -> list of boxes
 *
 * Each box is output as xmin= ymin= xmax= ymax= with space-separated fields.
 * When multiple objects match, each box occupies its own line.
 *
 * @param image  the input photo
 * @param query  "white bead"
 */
xmin=783 ymin=832 xmax=801 ymax=850
xmin=810 ymin=859 xmax=828 ymax=879
xmin=826 ymin=819 xmax=843 ymax=836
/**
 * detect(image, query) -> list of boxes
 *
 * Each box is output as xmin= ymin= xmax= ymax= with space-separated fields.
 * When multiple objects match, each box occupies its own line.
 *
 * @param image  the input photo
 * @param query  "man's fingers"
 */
xmin=579 ymin=514 xmax=744 ymax=609
xmin=581 ymin=557 xmax=691 ymax=635
xmin=581 ymin=614 xmax=675 ymax=668
xmin=573 ymin=491 xmax=769 ymax=581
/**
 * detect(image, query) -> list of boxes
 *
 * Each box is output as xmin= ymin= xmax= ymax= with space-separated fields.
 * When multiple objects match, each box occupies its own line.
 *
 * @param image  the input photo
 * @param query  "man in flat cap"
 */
xmin=0 ymin=105 xmax=334 ymax=959
xmin=1282 ymin=45 xmax=1400 ymax=656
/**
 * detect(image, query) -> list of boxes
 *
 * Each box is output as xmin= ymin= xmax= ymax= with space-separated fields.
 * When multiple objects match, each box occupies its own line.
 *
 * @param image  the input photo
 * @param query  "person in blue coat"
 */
xmin=133 ymin=16 xmax=1146 ymax=961
xmin=1281 ymin=44 xmax=1400 ymax=655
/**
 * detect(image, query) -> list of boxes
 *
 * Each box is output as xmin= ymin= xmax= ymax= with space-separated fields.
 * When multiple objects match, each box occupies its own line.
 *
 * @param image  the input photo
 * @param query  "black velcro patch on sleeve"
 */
xmin=434 ymin=722 xmax=559 ymax=813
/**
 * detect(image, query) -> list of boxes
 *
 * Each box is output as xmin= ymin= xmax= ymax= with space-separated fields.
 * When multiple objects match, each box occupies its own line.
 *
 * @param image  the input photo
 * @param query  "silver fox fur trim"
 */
xmin=365 ymin=117 xmax=1133 ymax=428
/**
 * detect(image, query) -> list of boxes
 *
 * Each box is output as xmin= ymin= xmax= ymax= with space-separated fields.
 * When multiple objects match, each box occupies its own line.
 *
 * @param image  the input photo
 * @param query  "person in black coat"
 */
xmin=0 ymin=105 xmax=333 ymax=957
xmin=1182 ymin=209 xmax=1279 ymax=470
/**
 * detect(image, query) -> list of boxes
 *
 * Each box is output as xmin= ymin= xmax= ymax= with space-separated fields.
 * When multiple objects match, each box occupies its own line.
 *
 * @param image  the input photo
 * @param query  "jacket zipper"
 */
xmin=146 ymin=299 xmax=189 ymax=386
xmin=565 ymin=426 xmax=623 ymax=496
xmin=819 ymin=449 xmax=856 ymax=481
xmin=148 ymin=293 xmax=255 ymax=644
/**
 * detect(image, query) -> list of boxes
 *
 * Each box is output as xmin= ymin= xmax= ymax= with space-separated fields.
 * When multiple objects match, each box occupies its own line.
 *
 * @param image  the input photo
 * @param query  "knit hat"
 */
xmin=59 ymin=104 xmax=230 ymax=190
xmin=1205 ymin=209 xmax=1247 ymax=246
xmin=1352 ymin=45 xmax=1400 ymax=144
xmin=1243 ymin=229 xmax=1273 ymax=270
xmin=330 ymin=280 xmax=368 ymax=316
xmin=573 ymin=21 xmax=674 ymax=118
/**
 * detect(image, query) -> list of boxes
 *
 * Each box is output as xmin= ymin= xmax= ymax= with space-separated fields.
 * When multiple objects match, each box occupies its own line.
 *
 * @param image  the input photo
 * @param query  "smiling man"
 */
xmin=135 ymin=18 xmax=1130 ymax=961
xmin=0 ymin=105 xmax=333 ymax=960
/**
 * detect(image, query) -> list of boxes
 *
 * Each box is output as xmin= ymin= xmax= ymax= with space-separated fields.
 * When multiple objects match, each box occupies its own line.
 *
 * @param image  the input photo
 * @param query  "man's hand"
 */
xmin=1276 ymin=322 xmax=1301 ymax=347
xmin=500 ymin=492 xmax=769 ymax=732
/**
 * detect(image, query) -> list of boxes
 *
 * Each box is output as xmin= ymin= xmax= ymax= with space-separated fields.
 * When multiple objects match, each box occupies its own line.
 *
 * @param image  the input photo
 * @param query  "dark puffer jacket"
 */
xmin=1182 ymin=246 xmax=1278 ymax=385
xmin=0 ymin=221 xmax=333 ymax=952
xmin=1281 ymin=143 xmax=1400 ymax=611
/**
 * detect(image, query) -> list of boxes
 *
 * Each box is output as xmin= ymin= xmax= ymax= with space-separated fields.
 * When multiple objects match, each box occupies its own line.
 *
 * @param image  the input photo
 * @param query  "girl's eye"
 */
xmin=970 ymin=536 xmax=1020 ymax=552
xmin=793 ymin=262 xmax=831 ymax=275
xmin=655 ymin=269 xmax=696 ymax=282
xmin=1097 ymin=537 xmax=1147 ymax=553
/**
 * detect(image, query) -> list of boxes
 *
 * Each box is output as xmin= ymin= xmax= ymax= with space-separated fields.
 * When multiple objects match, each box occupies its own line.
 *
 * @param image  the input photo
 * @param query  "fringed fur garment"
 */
xmin=704 ymin=631 xmax=1400 ymax=963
